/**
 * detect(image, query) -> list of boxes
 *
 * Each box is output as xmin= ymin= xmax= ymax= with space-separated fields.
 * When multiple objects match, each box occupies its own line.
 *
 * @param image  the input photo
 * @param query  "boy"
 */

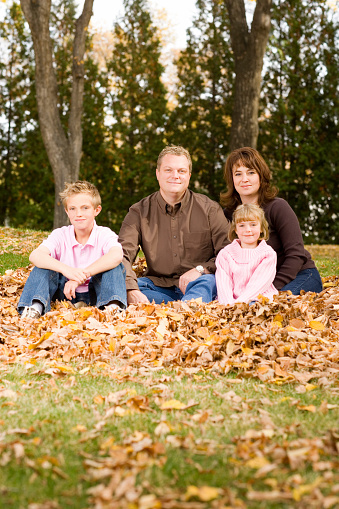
xmin=18 ymin=181 xmax=127 ymax=318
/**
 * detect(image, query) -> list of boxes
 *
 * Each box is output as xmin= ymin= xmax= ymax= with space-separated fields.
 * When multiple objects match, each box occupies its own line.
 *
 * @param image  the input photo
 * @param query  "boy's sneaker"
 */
xmin=74 ymin=301 xmax=87 ymax=309
xmin=104 ymin=303 xmax=125 ymax=318
xmin=21 ymin=306 xmax=41 ymax=319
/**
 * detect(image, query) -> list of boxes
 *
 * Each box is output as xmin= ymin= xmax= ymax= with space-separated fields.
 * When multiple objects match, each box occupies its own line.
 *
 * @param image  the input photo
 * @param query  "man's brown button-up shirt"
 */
xmin=119 ymin=190 xmax=230 ymax=291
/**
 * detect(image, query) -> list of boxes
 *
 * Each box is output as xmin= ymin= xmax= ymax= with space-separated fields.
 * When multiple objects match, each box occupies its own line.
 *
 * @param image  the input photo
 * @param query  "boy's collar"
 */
xmin=71 ymin=220 xmax=97 ymax=246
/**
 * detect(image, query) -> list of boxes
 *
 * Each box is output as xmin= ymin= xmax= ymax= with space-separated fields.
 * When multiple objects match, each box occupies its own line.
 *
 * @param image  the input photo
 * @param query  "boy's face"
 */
xmin=65 ymin=193 xmax=101 ymax=232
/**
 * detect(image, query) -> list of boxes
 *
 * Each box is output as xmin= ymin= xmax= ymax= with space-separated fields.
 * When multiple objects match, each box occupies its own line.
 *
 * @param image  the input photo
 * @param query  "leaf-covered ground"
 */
xmin=1 ymin=262 xmax=339 ymax=383
xmin=0 ymin=231 xmax=339 ymax=508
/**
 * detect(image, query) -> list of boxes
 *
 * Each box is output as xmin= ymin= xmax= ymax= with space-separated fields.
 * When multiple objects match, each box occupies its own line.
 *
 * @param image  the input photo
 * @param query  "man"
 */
xmin=119 ymin=145 xmax=230 ymax=305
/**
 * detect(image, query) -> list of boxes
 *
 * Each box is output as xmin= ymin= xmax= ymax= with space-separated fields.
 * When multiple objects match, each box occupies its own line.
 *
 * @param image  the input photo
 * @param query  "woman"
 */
xmin=220 ymin=147 xmax=323 ymax=295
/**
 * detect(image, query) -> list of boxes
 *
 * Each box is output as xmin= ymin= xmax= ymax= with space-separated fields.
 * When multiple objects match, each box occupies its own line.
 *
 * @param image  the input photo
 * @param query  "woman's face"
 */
xmin=232 ymin=165 xmax=260 ymax=204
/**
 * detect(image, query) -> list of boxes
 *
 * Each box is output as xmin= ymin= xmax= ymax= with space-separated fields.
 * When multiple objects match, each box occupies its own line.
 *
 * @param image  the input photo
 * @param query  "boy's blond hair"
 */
xmin=229 ymin=203 xmax=269 ymax=242
xmin=157 ymin=145 xmax=192 ymax=172
xmin=59 ymin=181 xmax=101 ymax=208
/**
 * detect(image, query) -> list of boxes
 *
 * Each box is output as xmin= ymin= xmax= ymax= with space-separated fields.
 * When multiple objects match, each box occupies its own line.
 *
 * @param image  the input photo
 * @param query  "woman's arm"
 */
xmin=265 ymin=199 xmax=308 ymax=290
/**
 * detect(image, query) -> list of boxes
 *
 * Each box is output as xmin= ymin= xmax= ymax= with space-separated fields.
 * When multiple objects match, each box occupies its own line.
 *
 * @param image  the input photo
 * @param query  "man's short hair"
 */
xmin=59 ymin=180 xmax=101 ymax=208
xmin=157 ymin=145 xmax=192 ymax=172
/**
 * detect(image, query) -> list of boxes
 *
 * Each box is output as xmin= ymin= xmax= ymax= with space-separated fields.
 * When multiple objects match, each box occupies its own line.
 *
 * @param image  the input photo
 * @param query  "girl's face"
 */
xmin=232 ymin=165 xmax=260 ymax=204
xmin=235 ymin=218 xmax=261 ymax=249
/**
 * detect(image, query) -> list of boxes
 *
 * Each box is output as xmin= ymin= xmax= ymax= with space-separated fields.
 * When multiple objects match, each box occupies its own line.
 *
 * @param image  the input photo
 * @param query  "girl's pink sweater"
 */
xmin=215 ymin=239 xmax=278 ymax=305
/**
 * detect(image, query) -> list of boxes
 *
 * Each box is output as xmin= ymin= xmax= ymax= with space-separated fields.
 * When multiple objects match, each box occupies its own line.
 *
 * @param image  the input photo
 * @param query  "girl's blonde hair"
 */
xmin=59 ymin=181 xmax=101 ymax=208
xmin=229 ymin=203 xmax=269 ymax=242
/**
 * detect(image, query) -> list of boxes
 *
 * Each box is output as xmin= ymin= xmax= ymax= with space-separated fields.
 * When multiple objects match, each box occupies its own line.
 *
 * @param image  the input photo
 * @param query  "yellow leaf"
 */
xmin=185 ymin=485 xmax=219 ymax=502
xmin=297 ymin=404 xmax=317 ymax=413
xmin=160 ymin=399 xmax=187 ymax=410
xmin=138 ymin=494 xmax=162 ymax=509
xmin=93 ymin=395 xmax=104 ymax=405
xmin=246 ymin=457 xmax=270 ymax=469
xmin=305 ymin=384 xmax=317 ymax=391
xmin=196 ymin=327 xmax=209 ymax=339
xmin=309 ymin=321 xmax=325 ymax=331
xmin=241 ymin=346 xmax=254 ymax=355
xmin=72 ymin=424 xmax=87 ymax=433
xmin=115 ymin=406 xmax=127 ymax=416
xmin=77 ymin=309 xmax=93 ymax=319
xmin=293 ymin=478 xmax=322 ymax=501
xmin=109 ymin=337 xmax=116 ymax=352
xmin=49 ymin=364 xmax=74 ymax=374
xmin=28 ymin=332 xmax=53 ymax=350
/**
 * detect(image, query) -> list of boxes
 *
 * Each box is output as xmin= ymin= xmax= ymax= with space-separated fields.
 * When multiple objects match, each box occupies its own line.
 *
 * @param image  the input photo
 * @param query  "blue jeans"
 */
xmin=137 ymin=274 xmax=217 ymax=304
xmin=281 ymin=268 xmax=323 ymax=295
xmin=17 ymin=263 xmax=127 ymax=315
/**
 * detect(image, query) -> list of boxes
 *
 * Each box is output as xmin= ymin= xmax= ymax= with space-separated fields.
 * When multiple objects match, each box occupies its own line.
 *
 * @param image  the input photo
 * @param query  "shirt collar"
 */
xmin=71 ymin=220 xmax=97 ymax=247
xmin=157 ymin=189 xmax=191 ymax=214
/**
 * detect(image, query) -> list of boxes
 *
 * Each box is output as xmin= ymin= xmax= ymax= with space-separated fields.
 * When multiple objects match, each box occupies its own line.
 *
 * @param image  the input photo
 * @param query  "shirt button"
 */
xmin=173 ymin=235 xmax=177 ymax=238
xmin=174 ymin=254 xmax=177 ymax=257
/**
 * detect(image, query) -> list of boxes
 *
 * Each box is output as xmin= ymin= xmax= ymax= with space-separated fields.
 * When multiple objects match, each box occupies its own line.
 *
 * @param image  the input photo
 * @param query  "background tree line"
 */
xmin=0 ymin=0 xmax=338 ymax=242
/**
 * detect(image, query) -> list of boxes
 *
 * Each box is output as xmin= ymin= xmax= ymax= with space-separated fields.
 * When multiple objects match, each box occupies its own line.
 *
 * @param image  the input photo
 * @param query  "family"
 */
xmin=17 ymin=145 xmax=323 ymax=319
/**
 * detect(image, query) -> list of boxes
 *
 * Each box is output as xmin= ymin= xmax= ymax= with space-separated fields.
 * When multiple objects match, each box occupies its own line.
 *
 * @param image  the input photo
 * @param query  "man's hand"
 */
xmin=64 ymin=280 xmax=79 ymax=300
xmin=179 ymin=267 xmax=203 ymax=294
xmin=127 ymin=289 xmax=150 ymax=305
xmin=62 ymin=267 xmax=90 ymax=285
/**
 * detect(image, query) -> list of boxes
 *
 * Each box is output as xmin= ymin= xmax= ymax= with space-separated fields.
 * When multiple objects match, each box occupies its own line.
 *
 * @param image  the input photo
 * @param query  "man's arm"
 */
xmin=179 ymin=267 xmax=207 ymax=294
xmin=29 ymin=245 xmax=88 ymax=284
xmin=179 ymin=203 xmax=230 ymax=293
xmin=119 ymin=208 xmax=150 ymax=304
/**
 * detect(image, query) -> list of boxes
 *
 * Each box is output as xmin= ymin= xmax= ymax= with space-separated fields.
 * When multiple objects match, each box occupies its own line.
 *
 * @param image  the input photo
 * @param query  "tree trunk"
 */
xmin=225 ymin=0 xmax=272 ymax=150
xmin=20 ymin=0 xmax=94 ymax=228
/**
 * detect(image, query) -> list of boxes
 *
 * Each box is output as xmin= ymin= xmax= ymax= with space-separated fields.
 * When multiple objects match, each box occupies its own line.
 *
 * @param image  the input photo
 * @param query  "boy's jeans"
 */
xmin=17 ymin=263 xmax=127 ymax=315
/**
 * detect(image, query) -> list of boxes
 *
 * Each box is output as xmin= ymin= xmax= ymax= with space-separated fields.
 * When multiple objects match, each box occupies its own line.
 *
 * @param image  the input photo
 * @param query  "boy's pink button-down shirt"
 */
xmin=42 ymin=221 xmax=122 ymax=292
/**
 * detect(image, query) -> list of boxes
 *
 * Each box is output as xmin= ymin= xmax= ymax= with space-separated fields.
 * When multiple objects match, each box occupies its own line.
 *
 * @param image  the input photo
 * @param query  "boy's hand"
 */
xmin=64 ymin=280 xmax=79 ymax=300
xmin=62 ymin=267 xmax=90 ymax=285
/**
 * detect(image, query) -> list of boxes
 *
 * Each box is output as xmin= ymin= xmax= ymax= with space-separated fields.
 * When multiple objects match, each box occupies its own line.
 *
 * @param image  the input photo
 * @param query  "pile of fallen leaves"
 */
xmin=0 ymin=265 xmax=338 ymax=385
xmin=0 ymin=227 xmax=47 ymax=255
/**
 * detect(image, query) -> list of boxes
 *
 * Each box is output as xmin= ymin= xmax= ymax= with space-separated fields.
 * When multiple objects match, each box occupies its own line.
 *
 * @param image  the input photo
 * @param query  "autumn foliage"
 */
xmin=1 ymin=260 xmax=339 ymax=385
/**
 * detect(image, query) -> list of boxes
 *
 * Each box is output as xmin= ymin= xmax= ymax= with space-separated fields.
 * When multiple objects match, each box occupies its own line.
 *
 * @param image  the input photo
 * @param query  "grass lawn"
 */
xmin=0 ymin=227 xmax=339 ymax=509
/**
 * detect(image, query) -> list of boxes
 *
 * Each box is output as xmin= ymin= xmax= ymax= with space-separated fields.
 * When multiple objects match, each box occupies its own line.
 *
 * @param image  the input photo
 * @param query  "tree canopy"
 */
xmin=0 ymin=0 xmax=338 ymax=241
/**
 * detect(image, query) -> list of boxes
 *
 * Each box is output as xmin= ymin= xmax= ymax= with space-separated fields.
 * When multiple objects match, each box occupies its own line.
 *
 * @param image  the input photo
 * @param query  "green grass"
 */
xmin=0 ymin=365 xmax=338 ymax=508
xmin=0 ymin=253 xmax=30 ymax=274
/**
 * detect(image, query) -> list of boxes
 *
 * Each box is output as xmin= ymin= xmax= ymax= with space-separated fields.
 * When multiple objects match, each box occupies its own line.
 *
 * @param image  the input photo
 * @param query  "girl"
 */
xmin=221 ymin=147 xmax=322 ymax=295
xmin=216 ymin=204 xmax=278 ymax=305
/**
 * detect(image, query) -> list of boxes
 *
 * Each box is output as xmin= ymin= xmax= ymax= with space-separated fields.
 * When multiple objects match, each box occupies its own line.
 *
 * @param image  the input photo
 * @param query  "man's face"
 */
xmin=156 ymin=154 xmax=191 ymax=198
